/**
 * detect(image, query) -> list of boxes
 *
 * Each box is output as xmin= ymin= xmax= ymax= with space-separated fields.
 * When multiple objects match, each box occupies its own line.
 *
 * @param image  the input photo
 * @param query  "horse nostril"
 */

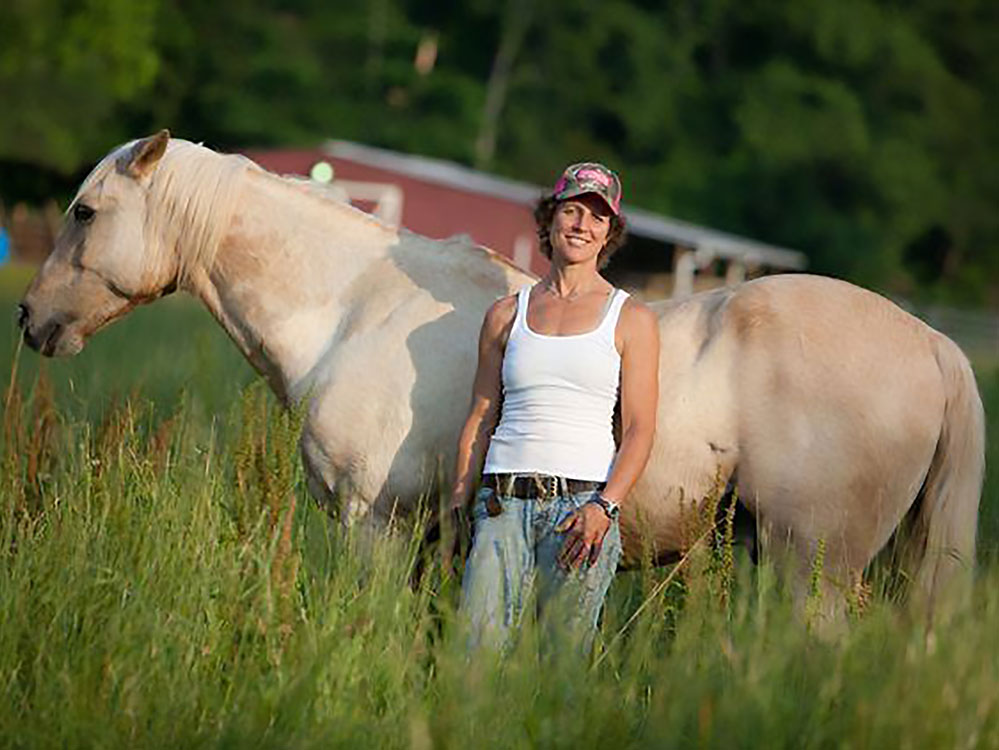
xmin=16 ymin=303 xmax=30 ymax=330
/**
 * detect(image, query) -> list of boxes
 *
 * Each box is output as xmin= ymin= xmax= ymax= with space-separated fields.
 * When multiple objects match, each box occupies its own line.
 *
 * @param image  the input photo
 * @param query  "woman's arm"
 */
xmin=602 ymin=298 xmax=661 ymax=506
xmin=558 ymin=299 xmax=660 ymax=569
xmin=449 ymin=295 xmax=517 ymax=510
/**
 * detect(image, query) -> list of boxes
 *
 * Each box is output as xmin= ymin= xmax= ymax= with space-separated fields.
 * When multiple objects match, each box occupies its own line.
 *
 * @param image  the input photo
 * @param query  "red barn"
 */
xmin=242 ymin=141 xmax=805 ymax=298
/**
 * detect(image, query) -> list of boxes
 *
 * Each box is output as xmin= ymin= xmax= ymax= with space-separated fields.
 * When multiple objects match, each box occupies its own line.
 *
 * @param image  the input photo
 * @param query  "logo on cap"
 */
xmin=552 ymin=162 xmax=622 ymax=215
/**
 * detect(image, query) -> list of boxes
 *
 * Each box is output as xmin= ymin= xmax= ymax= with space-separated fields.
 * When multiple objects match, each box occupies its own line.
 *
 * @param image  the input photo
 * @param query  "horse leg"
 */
xmin=756 ymin=525 xmax=856 ymax=635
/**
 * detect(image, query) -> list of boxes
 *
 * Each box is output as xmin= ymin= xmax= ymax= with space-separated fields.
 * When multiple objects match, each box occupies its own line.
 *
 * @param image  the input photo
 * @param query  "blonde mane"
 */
xmin=75 ymin=139 xmax=254 ymax=284
xmin=147 ymin=141 xmax=402 ymax=280
xmin=146 ymin=141 xmax=255 ymax=282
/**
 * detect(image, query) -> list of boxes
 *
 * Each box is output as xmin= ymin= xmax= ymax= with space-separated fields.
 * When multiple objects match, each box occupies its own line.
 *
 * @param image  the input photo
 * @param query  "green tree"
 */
xmin=490 ymin=0 xmax=998 ymax=301
xmin=0 ymin=0 xmax=160 ymax=172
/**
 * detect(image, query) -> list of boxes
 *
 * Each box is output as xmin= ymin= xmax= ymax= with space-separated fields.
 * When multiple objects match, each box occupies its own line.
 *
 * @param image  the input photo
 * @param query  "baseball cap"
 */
xmin=552 ymin=162 xmax=622 ymax=215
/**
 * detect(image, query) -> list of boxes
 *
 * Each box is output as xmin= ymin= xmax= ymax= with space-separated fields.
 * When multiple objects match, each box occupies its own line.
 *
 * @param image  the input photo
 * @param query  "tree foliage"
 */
xmin=1 ymin=0 xmax=996 ymax=305
xmin=0 ymin=0 xmax=159 ymax=171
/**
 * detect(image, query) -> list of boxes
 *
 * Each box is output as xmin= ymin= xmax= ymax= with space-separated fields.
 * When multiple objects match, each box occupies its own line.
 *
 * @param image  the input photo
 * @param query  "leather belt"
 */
xmin=483 ymin=473 xmax=605 ymax=500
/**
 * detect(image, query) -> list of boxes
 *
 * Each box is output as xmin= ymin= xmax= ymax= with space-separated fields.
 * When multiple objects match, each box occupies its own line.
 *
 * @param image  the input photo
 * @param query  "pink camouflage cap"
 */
xmin=552 ymin=162 xmax=622 ymax=215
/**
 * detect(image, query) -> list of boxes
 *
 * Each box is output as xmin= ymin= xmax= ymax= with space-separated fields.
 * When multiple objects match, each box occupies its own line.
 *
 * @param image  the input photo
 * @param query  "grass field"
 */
xmin=2 ymin=263 xmax=998 ymax=748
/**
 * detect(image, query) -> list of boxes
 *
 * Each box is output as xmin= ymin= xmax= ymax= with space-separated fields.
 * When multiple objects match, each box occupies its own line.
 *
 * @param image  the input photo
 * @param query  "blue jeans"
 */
xmin=460 ymin=481 xmax=622 ymax=652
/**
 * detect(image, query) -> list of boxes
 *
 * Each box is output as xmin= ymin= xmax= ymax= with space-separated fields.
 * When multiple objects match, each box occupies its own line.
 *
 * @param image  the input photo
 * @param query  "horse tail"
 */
xmin=906 ymin=333 xmax=985 ymax=614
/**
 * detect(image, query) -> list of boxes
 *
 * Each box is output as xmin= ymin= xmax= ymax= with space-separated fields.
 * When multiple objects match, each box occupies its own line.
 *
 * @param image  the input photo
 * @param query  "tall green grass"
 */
xmin=1 ymin=263 xmax=255 ymax=423
xmin=2 ymin=265 xmax=997 ymax=747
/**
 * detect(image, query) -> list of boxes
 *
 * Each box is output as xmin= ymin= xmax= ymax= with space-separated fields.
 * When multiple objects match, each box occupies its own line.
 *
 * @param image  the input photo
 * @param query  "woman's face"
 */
xmin=548 ymin=194 xmax=612 ymax=266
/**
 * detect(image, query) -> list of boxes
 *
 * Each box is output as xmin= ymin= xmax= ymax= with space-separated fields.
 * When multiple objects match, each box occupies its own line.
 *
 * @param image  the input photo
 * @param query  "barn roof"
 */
xmin=325 ymin=140 xmax=807 ymax=270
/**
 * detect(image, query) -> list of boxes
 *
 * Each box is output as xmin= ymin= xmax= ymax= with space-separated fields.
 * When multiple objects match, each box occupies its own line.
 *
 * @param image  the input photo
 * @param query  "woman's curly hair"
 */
xmin=533 ymin=194 xmax=628 ymax=270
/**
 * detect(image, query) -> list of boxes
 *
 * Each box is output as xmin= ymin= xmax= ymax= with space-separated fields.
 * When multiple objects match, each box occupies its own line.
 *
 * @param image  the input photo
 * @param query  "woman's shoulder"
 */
xmin=487 ymin=291 xmax=520 ymax=319
xmin=481 ymin=292 xmax=520 ymax=338
xmin=620 ymin=292 xmax=655 ymax=314
xmin=617 ymin=294 xmax=660 ymax=340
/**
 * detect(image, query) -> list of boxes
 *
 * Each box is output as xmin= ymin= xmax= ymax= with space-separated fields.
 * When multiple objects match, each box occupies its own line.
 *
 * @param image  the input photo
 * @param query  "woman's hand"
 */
xmin=448 ymin=482 xmax=472 ymax=512
xmin=433 ymin=486 xmax=472 ymax=570
xmin=556 ymin=502 xmax=612 ymax=570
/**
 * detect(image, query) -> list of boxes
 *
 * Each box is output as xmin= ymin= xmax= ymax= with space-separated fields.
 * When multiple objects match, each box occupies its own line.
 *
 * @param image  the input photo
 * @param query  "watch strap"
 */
xmin=590 ymin=495 xmax=620 ymax=520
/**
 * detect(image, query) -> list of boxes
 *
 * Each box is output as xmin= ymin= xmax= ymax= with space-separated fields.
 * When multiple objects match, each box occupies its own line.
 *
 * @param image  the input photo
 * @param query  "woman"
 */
xmin=450 ymin=162 xmax=660 ymax=650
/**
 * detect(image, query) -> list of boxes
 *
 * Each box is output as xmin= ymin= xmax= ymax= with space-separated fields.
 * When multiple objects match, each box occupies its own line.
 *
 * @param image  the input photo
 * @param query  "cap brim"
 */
xmin=554 ymin=186 xmax=620 ymax=215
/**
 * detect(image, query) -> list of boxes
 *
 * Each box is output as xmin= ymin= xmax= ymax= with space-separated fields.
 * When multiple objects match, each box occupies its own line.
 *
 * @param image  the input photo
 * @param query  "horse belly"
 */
xmin=303 ymin=305 xmax=478 ymax=522
xmin=620 ymin=296 xmax=741 ymax=563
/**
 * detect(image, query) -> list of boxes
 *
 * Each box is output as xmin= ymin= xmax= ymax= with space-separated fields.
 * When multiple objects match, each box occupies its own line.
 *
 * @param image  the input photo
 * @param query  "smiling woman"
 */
xmin=533 ymin=166 xmax=628 ymax=271
xmin=450 ymin=162 xmax=661 ymax=652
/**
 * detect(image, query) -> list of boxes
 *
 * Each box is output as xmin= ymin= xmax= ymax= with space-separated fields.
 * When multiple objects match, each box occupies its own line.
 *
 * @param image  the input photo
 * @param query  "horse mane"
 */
xmin=154 ymin=140 xmax=393 ymax=264
xmin=145 ymin=141 xmax=256 ymax=282
xmin=76 ymin=139 xmax=255 ymax=283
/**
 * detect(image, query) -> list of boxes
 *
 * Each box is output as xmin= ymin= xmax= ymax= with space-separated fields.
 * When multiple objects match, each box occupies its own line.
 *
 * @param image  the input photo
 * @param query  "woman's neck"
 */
xmin=542 ymin=261 xmax=607 ymax=300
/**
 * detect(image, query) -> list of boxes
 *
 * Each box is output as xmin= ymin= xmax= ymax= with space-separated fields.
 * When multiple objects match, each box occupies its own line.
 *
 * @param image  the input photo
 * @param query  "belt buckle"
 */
xmin=533 ymin=474 xmax=558 ymax=504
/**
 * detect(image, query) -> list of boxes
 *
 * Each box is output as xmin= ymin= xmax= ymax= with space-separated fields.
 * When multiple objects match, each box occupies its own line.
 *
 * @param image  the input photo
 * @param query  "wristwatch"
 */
xmin=589 ymin=495 xmax=620 ymax=520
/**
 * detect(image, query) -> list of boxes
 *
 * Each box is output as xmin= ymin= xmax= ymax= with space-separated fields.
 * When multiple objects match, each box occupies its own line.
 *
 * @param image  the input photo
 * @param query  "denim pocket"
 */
xmin=471 ymin=486 xmax=496 ymax=523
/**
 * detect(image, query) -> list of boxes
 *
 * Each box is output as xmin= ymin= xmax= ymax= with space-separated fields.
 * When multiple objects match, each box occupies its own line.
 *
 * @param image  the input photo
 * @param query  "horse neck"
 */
xmin=186 ymin=169 xmax=396 ymax=403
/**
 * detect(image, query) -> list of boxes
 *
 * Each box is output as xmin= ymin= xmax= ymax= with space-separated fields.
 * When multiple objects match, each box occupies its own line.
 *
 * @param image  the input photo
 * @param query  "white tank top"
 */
xmin=482 ymin=285 xmax=629 ymax=482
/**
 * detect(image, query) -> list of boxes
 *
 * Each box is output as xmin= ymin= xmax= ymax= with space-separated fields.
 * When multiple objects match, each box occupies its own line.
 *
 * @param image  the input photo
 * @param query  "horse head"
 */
xmin=18 ymin=130 xmax=178 ymax=356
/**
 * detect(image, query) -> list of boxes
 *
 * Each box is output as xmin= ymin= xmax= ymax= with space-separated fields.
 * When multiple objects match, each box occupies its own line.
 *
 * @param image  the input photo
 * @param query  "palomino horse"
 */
xmin=18 ymin=131 xmax=985 ymax=615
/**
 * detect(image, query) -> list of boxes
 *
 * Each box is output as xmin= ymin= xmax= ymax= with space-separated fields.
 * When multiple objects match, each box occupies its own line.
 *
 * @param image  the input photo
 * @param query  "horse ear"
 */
xmin=121 ymin=129 xmax=171 ymax=179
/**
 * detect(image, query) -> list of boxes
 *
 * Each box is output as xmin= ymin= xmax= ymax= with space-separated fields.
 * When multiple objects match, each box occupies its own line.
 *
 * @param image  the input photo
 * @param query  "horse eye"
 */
xmin=73 ymin=203 xmax=95 ymax=224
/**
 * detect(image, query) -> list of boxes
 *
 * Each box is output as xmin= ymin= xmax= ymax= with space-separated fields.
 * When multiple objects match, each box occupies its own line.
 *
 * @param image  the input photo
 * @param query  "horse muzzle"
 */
xmin=17 ymin=303 xmax=77 ymax=357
